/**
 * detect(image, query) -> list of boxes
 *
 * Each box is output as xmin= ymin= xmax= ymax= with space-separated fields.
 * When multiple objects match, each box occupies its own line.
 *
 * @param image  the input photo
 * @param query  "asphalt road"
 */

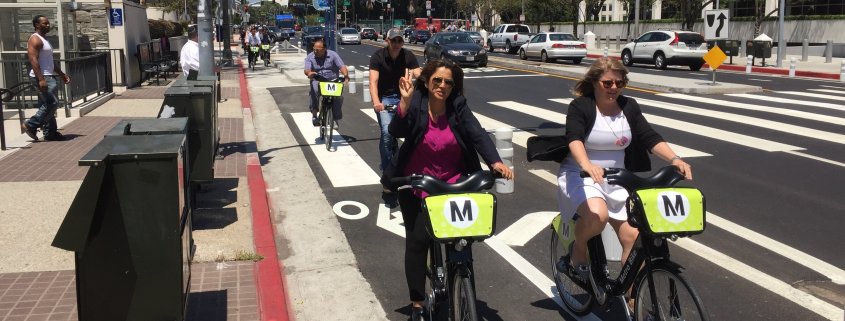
xmin=270 ymin=42 xmax=845 ymax=321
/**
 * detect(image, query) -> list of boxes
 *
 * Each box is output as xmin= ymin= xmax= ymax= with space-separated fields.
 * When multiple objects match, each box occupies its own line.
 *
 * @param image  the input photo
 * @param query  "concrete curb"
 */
xmin=237 ymin=57 xmax=293 ymax=321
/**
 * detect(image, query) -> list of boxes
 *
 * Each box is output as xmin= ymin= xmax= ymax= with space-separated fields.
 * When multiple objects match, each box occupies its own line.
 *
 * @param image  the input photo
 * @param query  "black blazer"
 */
xmin=564 ymin=95 xmax=664 ymax=172
xmin=381 ymin=90 xmax=502 ymax=189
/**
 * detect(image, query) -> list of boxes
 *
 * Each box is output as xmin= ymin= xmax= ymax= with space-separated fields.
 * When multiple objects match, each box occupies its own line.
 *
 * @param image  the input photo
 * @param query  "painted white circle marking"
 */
xmin=333 ymin=201 xmax=369 ymax=220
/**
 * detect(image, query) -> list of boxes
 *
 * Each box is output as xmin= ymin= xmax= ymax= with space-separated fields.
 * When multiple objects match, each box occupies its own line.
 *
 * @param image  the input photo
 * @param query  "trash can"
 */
xmin=159 ymin=86 xmax=216 ymax=183
xmin=52 ymin=134 xmax=191 ymax=321
xmin=708 ymin=40 xmax=740 ymax=57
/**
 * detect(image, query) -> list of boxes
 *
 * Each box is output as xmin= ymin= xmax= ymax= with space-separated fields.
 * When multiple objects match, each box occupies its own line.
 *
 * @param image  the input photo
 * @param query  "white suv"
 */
xmin=621 ymin=30 xmax=707 ymax=70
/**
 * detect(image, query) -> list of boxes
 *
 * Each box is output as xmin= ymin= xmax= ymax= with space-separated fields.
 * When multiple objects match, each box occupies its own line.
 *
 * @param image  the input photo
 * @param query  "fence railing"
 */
xmin=68 ymin=49 xmax=127 ymax=86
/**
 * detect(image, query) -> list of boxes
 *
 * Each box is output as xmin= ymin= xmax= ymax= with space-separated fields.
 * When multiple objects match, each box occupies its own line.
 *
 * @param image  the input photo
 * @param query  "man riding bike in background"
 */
xmin=245 ymin=26 xmax=262 ymax=68
xmin=304 ymin=39 xmax=349 ymax=127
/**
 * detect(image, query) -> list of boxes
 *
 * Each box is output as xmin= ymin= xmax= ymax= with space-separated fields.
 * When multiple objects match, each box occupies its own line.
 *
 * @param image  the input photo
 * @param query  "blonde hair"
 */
xmin=573 ymin=57 xmax=629 ymax=97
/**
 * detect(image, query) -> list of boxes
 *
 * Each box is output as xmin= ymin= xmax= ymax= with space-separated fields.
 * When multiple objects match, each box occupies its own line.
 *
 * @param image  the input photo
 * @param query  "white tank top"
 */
xmin=562 ymin=107 xmax=632 ymax=171
xmin=28 ymin=33 xmax=54 ymax=78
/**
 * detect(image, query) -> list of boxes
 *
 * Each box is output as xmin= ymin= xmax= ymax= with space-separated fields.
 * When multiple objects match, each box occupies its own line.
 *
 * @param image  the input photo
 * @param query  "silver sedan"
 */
xmin=518 ymin=32 xmax=587 ymax=64
xmin=337 ymin=28 xmax=361 ymax=45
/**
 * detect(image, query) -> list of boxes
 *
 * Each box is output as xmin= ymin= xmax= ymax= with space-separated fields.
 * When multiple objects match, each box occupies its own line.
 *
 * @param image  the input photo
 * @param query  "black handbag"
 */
xmin=526 ymin=135 xmax=570 ymax=163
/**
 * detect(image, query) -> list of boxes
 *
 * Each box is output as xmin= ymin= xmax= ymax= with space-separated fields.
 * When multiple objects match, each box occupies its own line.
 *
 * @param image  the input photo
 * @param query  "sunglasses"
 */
xmin=600 ymin=79 xmax=627 ymax=89
xmin=432 ymin=76 xmax=455 ymax=88
xmin=390 ymin=38 xmax=404 ymax=44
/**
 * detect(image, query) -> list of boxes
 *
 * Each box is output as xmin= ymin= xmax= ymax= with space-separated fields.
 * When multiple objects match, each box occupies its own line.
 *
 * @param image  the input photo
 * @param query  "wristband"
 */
xmin=670 ymin=155 xmax=682 ymax=162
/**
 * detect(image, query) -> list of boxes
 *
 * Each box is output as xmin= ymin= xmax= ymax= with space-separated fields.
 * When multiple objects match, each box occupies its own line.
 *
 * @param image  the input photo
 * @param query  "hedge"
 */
xmin=149 ymin=19 xmax=185 ymax=39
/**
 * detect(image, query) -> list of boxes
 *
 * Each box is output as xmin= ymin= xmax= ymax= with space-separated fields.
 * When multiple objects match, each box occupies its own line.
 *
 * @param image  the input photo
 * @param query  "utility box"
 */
xmin=52 ymin=134 xmax=191 ymax=321
xmin=160 ymin=86 xmax=216 ymax=183
xmin=747 ymin=34 xmax=773 ymax=59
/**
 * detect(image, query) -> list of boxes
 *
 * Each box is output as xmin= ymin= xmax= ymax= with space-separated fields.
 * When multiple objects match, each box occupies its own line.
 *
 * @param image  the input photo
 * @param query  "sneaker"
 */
xmin=573 ymin=263 xmax=591 ymax=284
xmin=409 ymin=305 xmax=424 ymax=321
xmin=43 ymin=132 xmax=66 ymax=141
xmin=21 ymin=123 xmax=38 ymax=141
xmin=382 ymin=188 xmax=398 ymax=208
xmin=312 ymin=116 xmax=319 ymax=127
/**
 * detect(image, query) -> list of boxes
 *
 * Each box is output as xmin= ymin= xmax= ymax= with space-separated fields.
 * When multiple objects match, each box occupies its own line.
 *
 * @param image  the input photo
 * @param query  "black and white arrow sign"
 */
xmin=705 ymin=9 xmax=730 ymax=40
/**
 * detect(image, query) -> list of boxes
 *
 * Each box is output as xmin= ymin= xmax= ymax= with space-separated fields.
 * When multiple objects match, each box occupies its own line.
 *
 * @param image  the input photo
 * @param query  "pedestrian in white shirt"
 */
xmin=180 ymin=26 xmax=199 ymax=77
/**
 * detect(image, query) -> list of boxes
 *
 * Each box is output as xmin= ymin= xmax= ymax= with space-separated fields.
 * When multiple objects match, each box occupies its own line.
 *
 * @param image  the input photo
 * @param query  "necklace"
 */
xmin=598 ymin=107 xmax=628 ymax=147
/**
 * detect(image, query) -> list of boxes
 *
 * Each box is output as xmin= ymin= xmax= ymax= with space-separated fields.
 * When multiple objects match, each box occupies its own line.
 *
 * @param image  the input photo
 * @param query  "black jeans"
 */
xmin=398 ymin=189 xmax=433 ymax=302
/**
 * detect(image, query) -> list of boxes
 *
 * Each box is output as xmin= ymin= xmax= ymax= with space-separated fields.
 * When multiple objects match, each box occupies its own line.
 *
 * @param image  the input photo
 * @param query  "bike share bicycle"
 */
xmin=248 ymin=45 xmax=260 ymax=71
xmin=391 ymin=171 xmax=498 ymax=321
xmin=314 ymin=74 xmax=344 ymax=151
xmin=261 ymin=43 xmax=271 ymax=67
xmin=550 ymin=166 xmax=709 ymax=321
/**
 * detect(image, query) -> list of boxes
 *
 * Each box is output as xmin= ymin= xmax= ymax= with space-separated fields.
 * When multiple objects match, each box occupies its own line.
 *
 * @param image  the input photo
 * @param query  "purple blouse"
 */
xmin=399 ymin=109 xmax=464 ymax=198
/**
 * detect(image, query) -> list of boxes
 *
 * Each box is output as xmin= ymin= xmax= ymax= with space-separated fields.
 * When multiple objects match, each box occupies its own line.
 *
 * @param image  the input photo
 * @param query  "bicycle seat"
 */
xmin=600 ymin=166 xmax=686 ymax=191
xmin=400 ymin=171 xmax=495 ymax=194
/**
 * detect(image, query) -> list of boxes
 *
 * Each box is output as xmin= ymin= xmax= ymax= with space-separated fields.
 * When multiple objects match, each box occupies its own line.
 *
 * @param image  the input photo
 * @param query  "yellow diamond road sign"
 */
xmin=703 ymin=45 xmax=727 ymax=70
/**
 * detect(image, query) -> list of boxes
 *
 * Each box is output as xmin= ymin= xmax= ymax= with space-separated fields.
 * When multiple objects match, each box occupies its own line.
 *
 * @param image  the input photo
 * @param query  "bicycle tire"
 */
xmin=425 ymin=246 xmax=447 ymax=319
xmin=324 ymin=105 xmax=333 ymax=150
xmin=318 ymin=103 xmax=326 ymax=141
xmin=451 ymin=271 xmax=478 ymax=321
xmin=633 ymin=265 xmax=709 ymax=321
xmin=550 ymin=228 xmax=593 ymax=315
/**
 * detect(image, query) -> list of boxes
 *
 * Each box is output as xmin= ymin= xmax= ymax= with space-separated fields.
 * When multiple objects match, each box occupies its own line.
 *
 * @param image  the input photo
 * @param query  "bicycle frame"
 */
xmin=428 ymin=237 xmax=477 ymax=308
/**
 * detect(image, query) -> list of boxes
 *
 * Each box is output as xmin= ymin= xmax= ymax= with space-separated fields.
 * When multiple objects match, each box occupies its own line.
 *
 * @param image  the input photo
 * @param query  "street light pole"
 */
xmin=776 ymin=0 xmax=785 ymax=67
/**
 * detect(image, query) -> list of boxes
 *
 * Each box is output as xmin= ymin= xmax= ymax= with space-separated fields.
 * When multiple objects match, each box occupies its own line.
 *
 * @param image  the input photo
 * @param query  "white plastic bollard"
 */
xmin=746 ymin=55 xmax=753 ymax=74
xmin=603 ymin=47 xmax=608 ymax=58
xmin=789 ymin=57 xmax=796 ymax=78
xmin=363 ymin=70 xmax=371 ymax=103
xmin=494 ymin=128 xmax=514 ymax=194
xmin=298 ymin=41 xmax=303 ymax=55
xmin=841 ymin=60 xmax=845 ymax=82
xmin=348 ymin=67 xmax=357 ymax=94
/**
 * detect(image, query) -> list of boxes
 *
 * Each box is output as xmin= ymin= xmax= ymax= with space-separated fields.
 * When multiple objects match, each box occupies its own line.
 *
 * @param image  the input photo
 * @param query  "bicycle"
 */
xmin=315 ymin=75 xmax=344 ymax=151
xmin=248 ymin=45 xmax=260 ymax=71
xmin=550 ymin=166 xmax=709 ymax=321
xmin=261 ymin=43 xmax=271 ymax=66
xmin=391 ymin=171 xmax=498 ymax=321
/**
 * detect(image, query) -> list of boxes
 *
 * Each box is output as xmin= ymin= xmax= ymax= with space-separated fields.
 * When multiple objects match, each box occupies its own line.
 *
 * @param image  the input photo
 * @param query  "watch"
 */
xmin=670 ymin=155 xmax=682 ymax=162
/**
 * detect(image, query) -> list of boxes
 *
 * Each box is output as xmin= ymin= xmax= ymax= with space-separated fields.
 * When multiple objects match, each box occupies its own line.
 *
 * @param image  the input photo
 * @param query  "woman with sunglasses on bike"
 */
xmin=557 ymin=57 xmax=692 ymax=290
xmin=383 ymin=59 xmax=514 ymax=321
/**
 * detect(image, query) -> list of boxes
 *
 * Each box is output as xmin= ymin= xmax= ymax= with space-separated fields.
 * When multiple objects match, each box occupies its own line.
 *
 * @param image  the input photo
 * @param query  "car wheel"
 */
xmin=519 ymin=49 xmax=527 ymax=60
xmin=487 ymin=40 xmax=494 ymax=53
xmin=622 ymin=50 xmax=634 ymax=66
xmin=654 ymin=52 xmax=667 ymax=70
xmin=689 ymin=63 xmax=703 ymax=71
xmin=479 ymin=61 xmax=487 ymax=67
xmin=506 ymin=41 xmax=513 ymax=54
xmin=572 ymin=58 xmax=582 ymax=64
xmin=541 ymin=50 xmax=550 ymax=63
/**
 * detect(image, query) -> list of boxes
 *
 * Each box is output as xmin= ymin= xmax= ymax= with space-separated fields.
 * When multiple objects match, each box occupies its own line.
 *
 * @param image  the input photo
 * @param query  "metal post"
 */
xmin=712 ymin=69 xmax=716 ymax=85
xmin=634 ymin=0 xmax=640 ymax=37
xmin=616 ymin=35 xmax=621 ymax=50
xmin=826 ymin=40 xmax=833 ymax=63
xmin=363 ymin=70 xmax=371 ymax=103
xmin=746 ymin=55 xmax=753 ymax=74
xmin=841 ymin=60 xmax=845 ymax=82
xmin=776 ymin=0 xmax=785 ymax=67
xmin=603 ymin=47 xmax=608 ymax=57
xmin=197 ymin=0 xmax=214 ymax=76
xmin=348 ymin=67 xmax=357 ymax=94
xmin=801 ymin=39 xmax=808 ymax=62
xmin=789 ymin=57 xmax=796 ymax=78
xmin=221 ymin=0 xmax=233 ymax=66
xmin=494 ymin=128 xmax=514 ymax=194
xmin=605 ymin=36 xmax=610 ymax=50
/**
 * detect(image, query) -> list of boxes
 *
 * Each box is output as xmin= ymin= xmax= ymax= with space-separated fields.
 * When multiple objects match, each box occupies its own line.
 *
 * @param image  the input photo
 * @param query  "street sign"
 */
xmin=109 ymin=8 xmax=123 ymax=26
xmin=471 ymin=14 xmax=478 ymax=22
xmin=703 ymin=45 xmax=727 ymax=70
xmin=704 ymin=9 xmax=729 ymax=40
xmin=426 ymin=0 xmax=431 ymax=9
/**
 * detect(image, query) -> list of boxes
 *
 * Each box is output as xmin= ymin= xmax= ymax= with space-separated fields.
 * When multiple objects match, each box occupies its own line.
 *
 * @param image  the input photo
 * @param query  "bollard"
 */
xmin=841 ymin=60 xmax=845 ymax=82
xmin=603 ymin=47 xmax=608 ymax=58
xmin=605 ymin=36 xmax=610 ymax=51
xmin=789 ymin=57 xmax=796 ymax=78
xmin=362 ymin=70 xmax=371 ymax=103
xmin=348 ymin=67 xmax=357 ymax=94
xmin=746 ymin=55 xmax=753 ymax=74
xmin=494 ymin=128 xmax=514 ymax=194
xmin=801 ymin=39 xmax=809 ymax=62
xmin=298 ymin=41 xmax=304 ymax=55
xmin=616 ymin=35 xmax=621 ymax=50
xmin=826 ymin=40 xmax=833 ymax=63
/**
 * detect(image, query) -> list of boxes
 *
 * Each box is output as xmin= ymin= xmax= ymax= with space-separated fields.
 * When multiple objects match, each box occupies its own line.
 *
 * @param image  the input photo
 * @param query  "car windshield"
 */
xmin=678 ymin=33 xmax=705 ymax=44
xmin=268 ymin=27 xmax=280 ymax=32
xmin=305 ymin=27 xmax=324 ymax=34
xmin=441 ymin=33 xmax=474 ymax=44
xmin=417 ymin=31 xmax=431 ymax=36
xmin=341 ymin=29 xmax=357 ymax=34
xmin=363 ymin=29 xmax=375 ymax=33
xmin=466 ymin=32 xmax=481 ymax=37
xmin=549 ymin=33 xmax=577 ymax=41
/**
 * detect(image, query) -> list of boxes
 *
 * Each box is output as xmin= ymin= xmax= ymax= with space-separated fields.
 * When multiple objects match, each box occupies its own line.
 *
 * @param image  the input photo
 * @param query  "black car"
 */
xmin=403 ymin=27 xmax=414 ymax=38
xmin=423 ymin=32 xmax=488 ymax=67
xmin=360 ymin=28 xmax=377 ymax=40
xmin=302 ymin=26 xmax=325 ymax=53
xmin=409 ymin=30 xmax=431 ymax=44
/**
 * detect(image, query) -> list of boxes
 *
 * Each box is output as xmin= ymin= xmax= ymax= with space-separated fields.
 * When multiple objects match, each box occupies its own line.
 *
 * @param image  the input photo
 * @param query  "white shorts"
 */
xmin=557 ymin=169 xmax=630 ymax=221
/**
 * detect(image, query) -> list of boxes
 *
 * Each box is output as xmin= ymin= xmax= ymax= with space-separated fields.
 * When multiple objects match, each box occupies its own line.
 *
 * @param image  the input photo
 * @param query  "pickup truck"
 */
xmin=488 ymin=24 xmax=533 ymax=54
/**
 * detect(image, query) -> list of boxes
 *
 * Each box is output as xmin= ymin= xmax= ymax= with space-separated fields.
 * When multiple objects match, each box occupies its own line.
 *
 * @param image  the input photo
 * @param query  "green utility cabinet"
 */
xmin=52 ymin=135 xmax=191 ymax=321
xmin=160 ymin=86 xmax=216 ymax=183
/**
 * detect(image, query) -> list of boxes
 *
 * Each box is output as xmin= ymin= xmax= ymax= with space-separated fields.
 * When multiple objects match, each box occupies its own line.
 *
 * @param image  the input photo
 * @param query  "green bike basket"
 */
xmin=422 ymin=192 xmax=497 ymax=242
xmin=627 ymin=187 xmax=706 ymax=238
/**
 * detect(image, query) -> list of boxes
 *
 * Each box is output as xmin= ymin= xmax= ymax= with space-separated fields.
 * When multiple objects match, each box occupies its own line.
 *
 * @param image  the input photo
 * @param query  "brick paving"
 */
xmin=0 ymin=262 xmax=258 ymax=321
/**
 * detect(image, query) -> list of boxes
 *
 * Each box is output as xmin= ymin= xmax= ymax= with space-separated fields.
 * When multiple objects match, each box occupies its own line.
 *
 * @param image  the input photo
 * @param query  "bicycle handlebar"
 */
xmin=312 ymin=74 xmax=346 ymax=83
xmin=390 ymin=170 xmax=495 ymax=194
xmin=579 ymin=166 xmax=686 ymax=192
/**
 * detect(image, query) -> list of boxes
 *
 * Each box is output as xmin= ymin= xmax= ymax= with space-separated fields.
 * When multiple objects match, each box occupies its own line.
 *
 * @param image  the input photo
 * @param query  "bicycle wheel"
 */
xmin=451 ymin=270 xmax=478 ymax=321
xmin=324 ymin=105 xmax=333 ymax=150
xmin=633 ymin=266 xmax=708 ymax=321
xmin=318 ymin=103 xmax=326 ymax=141
xmin=550 ymin=228 xmax=593 ymax=315
xmin=425 ymin=246 xmax=447 ymax=319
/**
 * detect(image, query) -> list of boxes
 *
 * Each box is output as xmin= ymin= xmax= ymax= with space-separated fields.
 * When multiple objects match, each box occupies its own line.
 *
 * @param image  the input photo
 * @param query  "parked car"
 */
xmin=423 ymin=32 xmax=487 ymax=67
xmin=280 ymin=27 xmax=296 ymax=41
xmin=518 ymin=32 xmax=587 ymax=64
xmin=337 ymin=27 xmax=361 ymax=45
xmin=464 ymin=31 xmax=482 ymax=45
xmin=265 ymin=26 xmax=282 ymax=42
xmin=302 ymin=26 xmax=325 ymax=53
xmin=409 ymin=30 xmax=431 ymax=44
xmin=621 ymin=30 xmax=707 ymax=70
xmin=360 ymin=28 xmax=378 ymax=40
xmin=404 ymin=27 xmax=414 ymax=39
xmin=488 ymin=24 xmax=533 ymax=54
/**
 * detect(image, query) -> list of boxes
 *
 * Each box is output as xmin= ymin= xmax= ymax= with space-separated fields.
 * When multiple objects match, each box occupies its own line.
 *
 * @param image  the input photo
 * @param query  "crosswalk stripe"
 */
xmin=632 ymin=96 xmax=845 ymax=145
xmin=548 ymin=99 xmax=801 ymax=152
xmin=660 ymin=93 xmax=845 ymax=126
xmin=779 ymin=91 xmax=845 ymax=102
xmin=290 ymin=112 xmax=381 ymax=187
xmin=725 ymin=94 xmax=845 ymax=112
xmin=819 ymin=85 xmax=845 ymax=90
xmin=807 ymin=88 xmax=845 ymax=96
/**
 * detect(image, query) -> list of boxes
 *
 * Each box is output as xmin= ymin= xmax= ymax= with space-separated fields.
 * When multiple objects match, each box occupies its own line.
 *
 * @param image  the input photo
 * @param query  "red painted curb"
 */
xmin=584 ymin=53 xmax=840 ymax=80
xmin=237 ymin=57 xmax=293 ymax=321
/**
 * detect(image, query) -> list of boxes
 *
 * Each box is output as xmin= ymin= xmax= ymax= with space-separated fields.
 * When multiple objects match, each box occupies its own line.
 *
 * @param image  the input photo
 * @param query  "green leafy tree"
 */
xmin=662 ymin=0 xmax=714 ymax=30
xmin=146 ymin=0 xmax=198 ymax=22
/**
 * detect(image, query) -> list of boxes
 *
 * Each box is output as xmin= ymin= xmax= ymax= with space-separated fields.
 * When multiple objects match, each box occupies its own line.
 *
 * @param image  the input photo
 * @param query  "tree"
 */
xmin=617 ymin=0 xmax=657 ymax=38
xmin=746 ymin=0 xmax=805 ymax=37
xmin=146 ymin=0 xmax=198 ymax=22
xmin=663 ymin=0 xmax=713 ymax=30
xmin=490 ymin=0 xmax=521 ymax=23
xmin=524 ymin=0 xmax=569 ymax=30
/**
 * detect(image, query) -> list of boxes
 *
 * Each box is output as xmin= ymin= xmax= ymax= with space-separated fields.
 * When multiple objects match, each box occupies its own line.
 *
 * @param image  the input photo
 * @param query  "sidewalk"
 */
xmin=0 ymin=44 xmax=264 ymax=320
